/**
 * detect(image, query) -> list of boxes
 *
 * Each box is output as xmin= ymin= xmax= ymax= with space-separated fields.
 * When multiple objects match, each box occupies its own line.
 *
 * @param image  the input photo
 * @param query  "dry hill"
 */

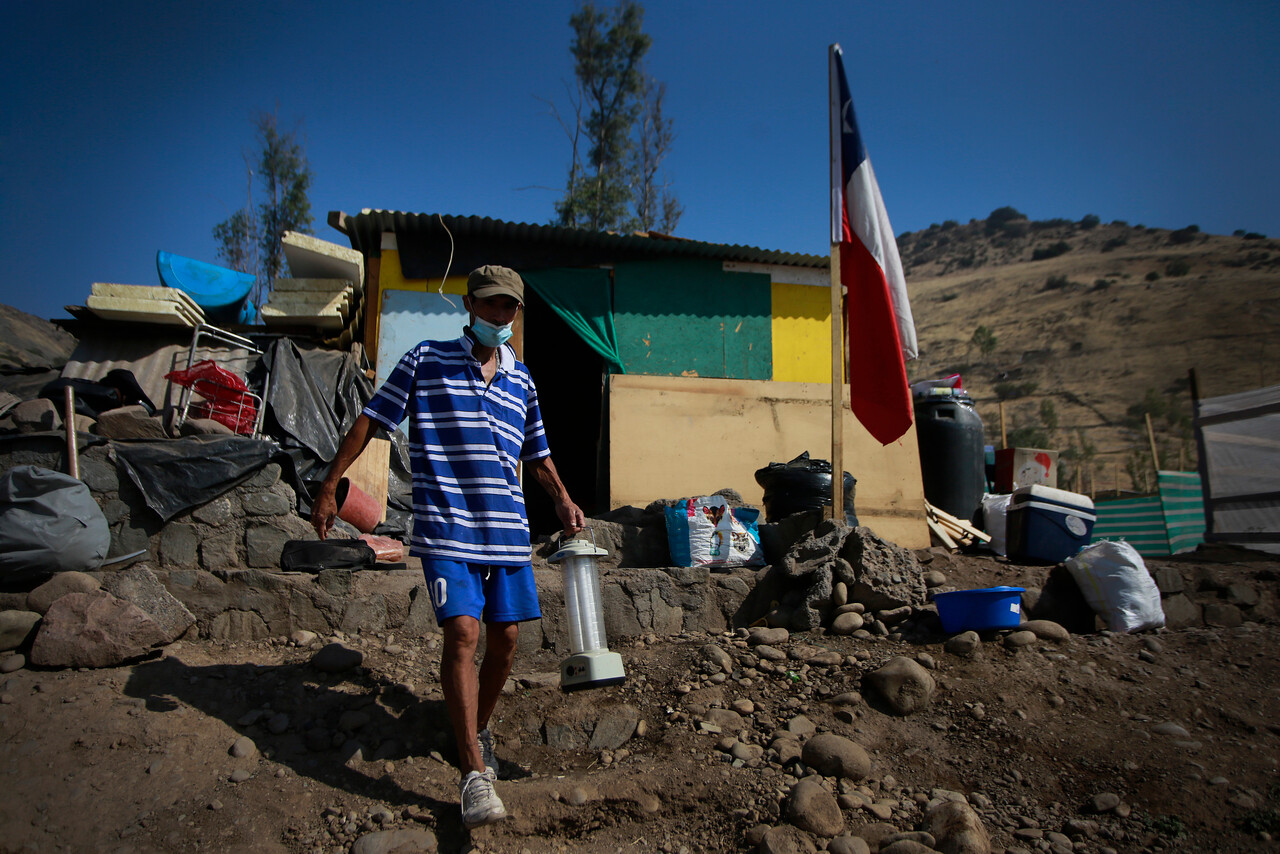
xmin=899 ymin=211 xmax=1280 ymax=494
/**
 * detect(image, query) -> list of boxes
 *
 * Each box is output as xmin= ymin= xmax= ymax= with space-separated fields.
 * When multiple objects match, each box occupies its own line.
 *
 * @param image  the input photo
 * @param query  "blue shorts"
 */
xmin=420 ymin=559 xmax=541 ymax=624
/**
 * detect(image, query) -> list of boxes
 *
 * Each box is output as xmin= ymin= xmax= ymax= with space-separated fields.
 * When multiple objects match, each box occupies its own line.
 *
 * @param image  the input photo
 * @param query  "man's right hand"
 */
xmin=311 ymin=484 xmax=338 ymax=540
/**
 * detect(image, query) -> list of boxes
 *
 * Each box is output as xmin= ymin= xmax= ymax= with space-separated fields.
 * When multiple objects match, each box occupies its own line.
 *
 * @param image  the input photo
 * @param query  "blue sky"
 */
xmin=3 ymin=1 xmax=1278 ymax=320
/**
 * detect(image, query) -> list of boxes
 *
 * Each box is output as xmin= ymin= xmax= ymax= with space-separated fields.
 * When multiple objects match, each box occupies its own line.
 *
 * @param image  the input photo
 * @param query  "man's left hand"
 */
xmin=556 ymin=500 xmax=586 ymax=536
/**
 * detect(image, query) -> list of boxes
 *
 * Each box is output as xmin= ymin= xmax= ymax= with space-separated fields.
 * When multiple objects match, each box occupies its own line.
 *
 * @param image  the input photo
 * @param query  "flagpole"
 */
xmin=830 ymin=248 xmax=844 ymax=522
xmin=828 ymin=44 xmax=845 ymax=522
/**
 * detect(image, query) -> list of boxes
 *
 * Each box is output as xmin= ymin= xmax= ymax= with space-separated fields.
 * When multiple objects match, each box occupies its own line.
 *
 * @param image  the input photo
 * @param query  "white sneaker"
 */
xmin=460 ymin=768 xmax=507 ymax=829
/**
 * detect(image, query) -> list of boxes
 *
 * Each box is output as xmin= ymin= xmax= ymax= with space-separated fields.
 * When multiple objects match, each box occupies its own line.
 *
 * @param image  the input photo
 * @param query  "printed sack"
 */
xmin=665 ymin=495 xmax=765 ymax=568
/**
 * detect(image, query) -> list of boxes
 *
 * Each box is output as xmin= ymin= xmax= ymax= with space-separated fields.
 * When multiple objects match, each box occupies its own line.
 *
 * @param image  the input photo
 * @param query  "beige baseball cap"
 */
xmin=467 ymin=265 xmax=524 ymax=303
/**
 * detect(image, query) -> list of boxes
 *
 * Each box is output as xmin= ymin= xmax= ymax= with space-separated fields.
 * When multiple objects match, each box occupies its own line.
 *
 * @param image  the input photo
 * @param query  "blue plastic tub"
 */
xmin=933 ymin=586 xmax=1025 ymax=634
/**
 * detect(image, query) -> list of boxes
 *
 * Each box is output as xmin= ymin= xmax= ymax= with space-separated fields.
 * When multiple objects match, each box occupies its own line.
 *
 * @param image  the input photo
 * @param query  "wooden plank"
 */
xmin=345 ymin=436 xmax=390 ymax=525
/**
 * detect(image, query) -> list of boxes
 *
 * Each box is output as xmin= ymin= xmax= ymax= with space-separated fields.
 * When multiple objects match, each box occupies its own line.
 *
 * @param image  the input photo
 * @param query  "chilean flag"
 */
xmin=830 ymin=44 xmax=917 ymax=445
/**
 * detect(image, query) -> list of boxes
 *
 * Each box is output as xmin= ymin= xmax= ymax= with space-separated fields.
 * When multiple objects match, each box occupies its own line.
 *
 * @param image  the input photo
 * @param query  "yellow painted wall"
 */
xmin=608 ymin=374 xmax=928 ymax=548
xmin=770 ymin=281 xmax=834 ymax=383
xmin=378 ymin=249 xmax=468 ymax=296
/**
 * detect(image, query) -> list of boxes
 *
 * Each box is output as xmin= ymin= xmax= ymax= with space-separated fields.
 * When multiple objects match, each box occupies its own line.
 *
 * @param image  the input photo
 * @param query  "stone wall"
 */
xmin=0 ymin=436 xmax=753 ymax=652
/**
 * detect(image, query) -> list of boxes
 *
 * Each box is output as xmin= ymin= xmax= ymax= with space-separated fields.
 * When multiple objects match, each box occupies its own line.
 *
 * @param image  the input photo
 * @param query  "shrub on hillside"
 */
xmin=995 ymin=381 xmax=1039 ymax=401
xmin=1101 ymin=235 xmax=1129 ymax=252
xmin=1044 ymin=274 xmax=1072 ymax=290
xmin=1032 ymin=241 xmax=1071 ymax=261
xmin=1169 ymin=225 xmax=1200 ymax=245
xmin=1079 ymin=214 xmax=1101 ymax=229
xmin=1165 ymin=259 xmax=1191 ymax=277
xmin=1145 ymin=271 xmax=1161 ymax=282
xmin=985 ymin=206 xmax=1027 ymax=236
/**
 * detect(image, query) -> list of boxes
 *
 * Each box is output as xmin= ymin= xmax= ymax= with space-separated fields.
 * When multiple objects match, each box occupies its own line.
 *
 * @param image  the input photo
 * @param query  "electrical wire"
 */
xmin=435 ymin=214 xmax=456 ymax=308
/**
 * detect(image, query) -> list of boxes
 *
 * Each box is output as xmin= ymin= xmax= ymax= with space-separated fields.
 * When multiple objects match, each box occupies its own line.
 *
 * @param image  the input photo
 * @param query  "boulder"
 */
xmin=865 ymin=656 xmax=935 ymax=715
xmin=29 ymin=590 xmax=169 ymax=668
xmin=27 ymin=571 xmax=102 ymax=614
xmin=786 ymin=778 xmax=844 ymax=837
xmin=98 ymin=565 xmax=195 ymax=643
xmin=801 ymin=733 xmax=870 ymax=781
xmin=927 ymin=800 xmax=990 ymax=854
xmin=0 ymin=610 xmax=41 ymax=651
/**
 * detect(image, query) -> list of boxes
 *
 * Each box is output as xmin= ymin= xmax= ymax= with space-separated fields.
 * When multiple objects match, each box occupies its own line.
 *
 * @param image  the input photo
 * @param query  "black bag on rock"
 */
xmin=280 ymin=539 xmax=375 ymax=573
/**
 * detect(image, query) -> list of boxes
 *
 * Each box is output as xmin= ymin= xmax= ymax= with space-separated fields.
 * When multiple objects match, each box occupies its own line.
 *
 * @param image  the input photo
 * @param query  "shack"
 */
xmin=329 ymin=211 xmax=927 ymax=547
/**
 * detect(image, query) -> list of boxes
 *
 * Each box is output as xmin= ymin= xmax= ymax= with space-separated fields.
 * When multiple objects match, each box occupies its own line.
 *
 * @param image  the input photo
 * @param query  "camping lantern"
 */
xmin=548 ymin=532 xmax=626 ymax=692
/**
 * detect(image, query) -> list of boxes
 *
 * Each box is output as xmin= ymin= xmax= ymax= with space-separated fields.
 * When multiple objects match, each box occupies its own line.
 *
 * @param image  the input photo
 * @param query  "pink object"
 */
xmin=335 ymin=477 xmax=381 ymax=534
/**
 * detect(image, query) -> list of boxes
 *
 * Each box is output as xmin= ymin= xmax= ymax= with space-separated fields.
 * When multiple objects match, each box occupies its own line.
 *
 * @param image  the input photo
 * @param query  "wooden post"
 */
xmin=829 ymin=249 xmax=844 ymax=522
xmin=999 ymin=401 xmax=1008 ymax=449
xmin=1114 ymin=461 xmax=1120 ymax=497
xmin=1145 ymin=412 xmax=1161 ymax=475
xmin=63 ymin=386 xmax=79 ymax=480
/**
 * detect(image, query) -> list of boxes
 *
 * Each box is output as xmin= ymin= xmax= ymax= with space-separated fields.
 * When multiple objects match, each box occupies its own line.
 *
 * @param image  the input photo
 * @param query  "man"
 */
xmin=311 ymin=265 xmax=585 ymax=829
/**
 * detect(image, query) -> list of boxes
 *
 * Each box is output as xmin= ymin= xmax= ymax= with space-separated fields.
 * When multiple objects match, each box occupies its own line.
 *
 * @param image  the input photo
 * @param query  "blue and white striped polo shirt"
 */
xmin=362 ymin=332 xmax=550 ymax=565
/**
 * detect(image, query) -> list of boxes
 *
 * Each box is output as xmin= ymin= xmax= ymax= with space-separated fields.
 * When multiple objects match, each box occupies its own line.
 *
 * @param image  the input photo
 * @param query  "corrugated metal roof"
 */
xmin=331 ymin=211 xmax=829 ymax=273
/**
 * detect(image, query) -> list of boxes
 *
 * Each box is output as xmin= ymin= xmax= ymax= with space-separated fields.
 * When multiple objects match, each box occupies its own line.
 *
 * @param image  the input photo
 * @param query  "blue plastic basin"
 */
xmin=933 ymin=586 xmax=1025 ymax=634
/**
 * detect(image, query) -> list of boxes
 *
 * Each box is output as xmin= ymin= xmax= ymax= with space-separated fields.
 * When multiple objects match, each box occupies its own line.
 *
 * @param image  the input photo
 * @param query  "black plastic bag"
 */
xmin=280 ymin=539 xmax=375 ymax=573
xmin=754 ymin=451 xmax=858 ymax=525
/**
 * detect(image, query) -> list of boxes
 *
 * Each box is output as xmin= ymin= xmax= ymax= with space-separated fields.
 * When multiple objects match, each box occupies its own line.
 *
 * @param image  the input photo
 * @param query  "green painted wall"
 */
xmin=614 ymin=258 xmax=772 ymax=379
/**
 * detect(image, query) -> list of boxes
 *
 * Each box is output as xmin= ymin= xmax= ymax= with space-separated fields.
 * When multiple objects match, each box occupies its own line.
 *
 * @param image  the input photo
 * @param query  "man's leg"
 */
xmin=441 ymin=615 xmax=484 ymax=775
xmin=477 ymin=621 xmax=518 ymax=732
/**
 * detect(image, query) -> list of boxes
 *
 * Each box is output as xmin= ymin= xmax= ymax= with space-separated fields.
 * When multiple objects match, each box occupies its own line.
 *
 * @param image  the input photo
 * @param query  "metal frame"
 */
xmin=172 ymin=324 xmax=269 ymax=438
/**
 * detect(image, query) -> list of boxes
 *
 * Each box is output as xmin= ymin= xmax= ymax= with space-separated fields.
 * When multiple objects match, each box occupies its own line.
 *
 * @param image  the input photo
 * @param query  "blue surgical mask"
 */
xmin=471 ymin=316 xmax=513 ymax=348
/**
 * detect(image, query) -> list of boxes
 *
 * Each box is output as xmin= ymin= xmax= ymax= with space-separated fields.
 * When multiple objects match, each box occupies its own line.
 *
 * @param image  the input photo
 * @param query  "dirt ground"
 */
xmin=2 ymin=546 xmax=1279 ymax=854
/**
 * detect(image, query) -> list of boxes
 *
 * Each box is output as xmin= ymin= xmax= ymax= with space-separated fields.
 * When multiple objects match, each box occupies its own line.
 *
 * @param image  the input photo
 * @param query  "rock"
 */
xmin=29 ymin=590 xmax=169 ymax=668
xmin=759 ymin=824 xmax=818 ymax=854
xmin=1091 ymin=792 xmax=1121 ymax=813
xmin=229 ymin=736 xmax=257 ymax=759
xmin=0 ymin=610 xmax=41 ymax=651
xmin=831 ymin=612 xmax=865 ymax=635
xmin=1203 ymin=602 xmax=1244 ymax=628
xmin=865 ymin=656 xmax=936 ymax=715
xmin=828 ymin=835 xmax=872 ymax=854
xmin=1 ymin=653 xmax=25 ymax=672
xmin=884 ymin=832 xmax=939 ymax=849
xmin=772 ymin=736 xmax=803 ymax=765
xmin=350 ymin=827 xmax=438 ymax=854
xmin=1003 ymin=631 xmax=1037 ymax=649
xmin=1019 ymin=619 xmax=1069 ymax=641
xmin=179 ymin=417 xmax=234 ymax=436
xmin=1160 ymin=594 xmax=1202 ymax=629
xmin=290 ymin=630 xmax=319 ymax=647
xmin=12 ymin=399 xmax=61 ymax=433
xmin=927 ymin=800 xmax=990 ymax=854
xmin=1152 ymin=722 xmax=1190 ymax=737
xmin=783 ymin=714 xmax=816 ymax=738
xmin=801 ymin=734 xmax=870 ymax=781
xmin=97 ymin=565 xmax=195 ymax=643
xmin=311 ymin=642 xmax=363 ymax=673
xmin=749 ymin=627 xmax=790 ymax=646
xmin=1151 ymin=566 xmax=1184 ymax=594
xmin=731 ymin=741 xmax=765 ymax=763
xmin=944 ymin=631 xmax=982 ymax=657
xmin=702 ymin=643 xmax=734 ymax=674
xmin=27 ymin=572 xmax=101 ymax=614
xmin=95 ymin=405 xmax=167 ymax=439
xmin=881 ymin=842 xmax=942 ymax=854
xmin=787 ymin=778 xmax=844 ymax=837
xmin=590 ymin=705 xmax=640 ymax=750
xmin=706 ymin=708 xmax=745 ymax=731
xmin=853 ymin=822 xmax=900 ymax=850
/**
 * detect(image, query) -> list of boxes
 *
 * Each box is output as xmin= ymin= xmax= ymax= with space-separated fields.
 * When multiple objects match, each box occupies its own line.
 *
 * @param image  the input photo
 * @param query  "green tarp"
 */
xmin=1092 ymin=470 xmax=1206 ymax=556
xmin=522 ymin=268 xmax=625 ymax=374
